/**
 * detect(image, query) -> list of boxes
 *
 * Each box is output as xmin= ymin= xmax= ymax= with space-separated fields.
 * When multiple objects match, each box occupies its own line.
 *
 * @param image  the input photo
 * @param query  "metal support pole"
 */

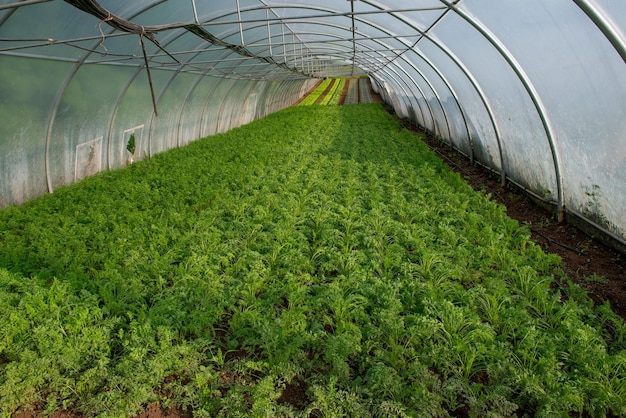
xmin=349 ymin=0 xmax=356 ymax=76
xmin=190 ymin=0 xmax=199 ymax=25
xmin=236 ymin=0 xmax=245 ymax=46
xmin=266 ymin=7 xmax=273 ymax=56
xmin=282 ymin=24 xmax=286 ymax=63
xmin=292 ymin=33 xmax=296 ymax=68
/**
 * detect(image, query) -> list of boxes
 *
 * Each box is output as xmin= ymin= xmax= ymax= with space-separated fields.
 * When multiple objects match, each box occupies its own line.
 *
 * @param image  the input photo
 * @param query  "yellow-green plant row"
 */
xmin=320 ymin=78 xmax=345 ymax=105
xmin=1 ymin=105 xmax=625 ymax=417
xmin=298 ymin=78 xmax=332 ymax=106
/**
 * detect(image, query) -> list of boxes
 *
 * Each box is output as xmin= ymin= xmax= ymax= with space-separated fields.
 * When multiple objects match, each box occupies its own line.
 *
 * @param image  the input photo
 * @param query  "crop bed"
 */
xmin=298 ymin=79 xmax=332 ymax=106
xmin=1 ymin=105 xmax=625 ymax=417
xmin=298 ymin=78 xmax=344 ymax=106
xmin=319 ymin=79 xmax=345 ymax=105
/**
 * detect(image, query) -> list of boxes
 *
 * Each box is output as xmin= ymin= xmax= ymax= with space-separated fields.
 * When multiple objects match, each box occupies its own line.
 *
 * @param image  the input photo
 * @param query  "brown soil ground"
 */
xmin=338 ymin=78 xmax=350 ymax=105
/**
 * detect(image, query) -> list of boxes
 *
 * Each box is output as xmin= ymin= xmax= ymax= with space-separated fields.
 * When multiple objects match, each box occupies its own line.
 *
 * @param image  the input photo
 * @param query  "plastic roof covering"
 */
xmin=0 ymin=0 xmax=625 ymax=248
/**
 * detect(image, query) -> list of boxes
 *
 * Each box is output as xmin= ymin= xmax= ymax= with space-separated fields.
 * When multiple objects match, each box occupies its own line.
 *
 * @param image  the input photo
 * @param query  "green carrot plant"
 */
xmin=0 ymin=104 xmax=624 ymax=417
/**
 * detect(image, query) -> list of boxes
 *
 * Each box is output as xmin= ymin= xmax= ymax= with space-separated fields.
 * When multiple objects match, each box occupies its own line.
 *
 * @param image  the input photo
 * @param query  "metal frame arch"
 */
xmin=335 ymin=13 xmax=459 ymax=142
xmin=261 ymin=16 xmax=454 ymax=138
xmin=175 ymin=70 xmax=215 ymax=148
xmin=73 ymin=1 xmax=269 ymax=173
xmin=222 ymin=79 xmax=260 ymax=131
xmin=261 ymin=0 xmax=326 ymax=68
xmin=106 ymin=11 xmax=308 ymax=165
xmin=369 ymin=65 xmax=426 ymax=126
xmin=141 ymin=25 xmax=242 ymax=153
xmin=440 ymin=0 xmax=564 ymax=218
xmin=416 ymin=33 xmax=506 ymax=180
xmin=200 ymin=78 xmax=240 ymax=138
xmin=155 ymin=24 xmax=316 ymax=129
xmin=383 ymin=53 xmax=453 ymax=139
xmin=106 ymin=67 xmax=142 ymax=170
xmin=347 ymin=46 xmax=436 ymax=134
xmin=366 ymin=52 xmax=438 ymax=134
xmin=356 ymin=1 xmax=506 ymax=182
xmin=306 ymin=0 xmax=485 ymax=163
xmin=48 ymin=0 xmax=496 ymax=194
xmin=401 ymin=47 xmax=472 ymax=148
xmin=368 ymin=60 xmax=424 ymax=119
xmin=375 ymin=60 xmax=445 ymax=134
xmin=332 ymin=32 xmax=457 ymax=141
xmin=573 ymin=0 xmax=626 ymax=64
xmin=355 ymin=0 xmax=461 ymax=137
xmin=197 ymin=75 xmax=234 ymax=138
xmin=99 ymin=0 xmax=168 ymax=19
xmin=190 ymin=4 xmax=320 ymax=73
xmin=44 ymin=0 xmax=176 ymax=193
xmin=105 ymin=37 xmax=240 ymax=169
xmin=147 ymin=68 xmax=192 ymax=156
xmin=222 ymin=3 xmax=425 ymax=57
xmin=106 ymin=9 xmax=218 ymax=170
xmin=141 ymin=14 xmax=315 ymax=79
xmin=183 ymin=12 xmax=392 ymax=80
xmin=381 ymin=64 xmax=435 ymax=132
xmin=0 ymin=3 xmax=19 ymax=26
xmin=44 ymin=63 xmax=82 ymax=193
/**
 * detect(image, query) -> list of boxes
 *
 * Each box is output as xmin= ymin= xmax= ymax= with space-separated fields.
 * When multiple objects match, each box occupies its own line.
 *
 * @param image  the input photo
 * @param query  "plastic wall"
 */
xmin=0 ymin=60 xmax=315 ymax=205
xmin=0 ymin=1 xmax=317 ymax=206
xmin=367 ymin=0 xmax=626 ymax=249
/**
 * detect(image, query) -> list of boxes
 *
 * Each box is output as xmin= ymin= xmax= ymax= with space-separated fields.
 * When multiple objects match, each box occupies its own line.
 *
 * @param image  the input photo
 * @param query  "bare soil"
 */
xmin=338 ymin=78 xmax=350 ymax=105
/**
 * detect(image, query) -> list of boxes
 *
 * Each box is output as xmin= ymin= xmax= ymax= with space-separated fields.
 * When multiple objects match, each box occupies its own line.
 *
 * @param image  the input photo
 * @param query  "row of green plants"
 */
xmin=298 ymin=79 xmax=333 ymax=106
xmin=319 ymin=79 xmax=345 ymax=106
xmin=1 ymin=104 xmax=625 ymax=417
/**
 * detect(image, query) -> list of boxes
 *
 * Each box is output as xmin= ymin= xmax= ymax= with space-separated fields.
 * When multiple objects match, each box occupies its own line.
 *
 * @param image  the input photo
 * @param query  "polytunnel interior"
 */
xmin=1 ymin=0 xmax=625 ymax=251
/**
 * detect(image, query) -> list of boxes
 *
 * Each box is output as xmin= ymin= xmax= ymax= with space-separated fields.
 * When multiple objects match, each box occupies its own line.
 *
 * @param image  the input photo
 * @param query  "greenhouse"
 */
xmin=1 ymin=1 xmax=625 ymax=416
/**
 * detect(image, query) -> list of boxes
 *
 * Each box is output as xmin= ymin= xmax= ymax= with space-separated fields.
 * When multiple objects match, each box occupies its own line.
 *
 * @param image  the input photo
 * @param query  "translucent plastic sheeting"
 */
xmin=433 ymin=12 xmax=554 ymax=192
xmin=0 ymin=0 xmax=624 ymax=247
xmin=451 ymin=0 xmax=626 ymax=242
xmin=0 ymin=56 xmax=68 ymax=204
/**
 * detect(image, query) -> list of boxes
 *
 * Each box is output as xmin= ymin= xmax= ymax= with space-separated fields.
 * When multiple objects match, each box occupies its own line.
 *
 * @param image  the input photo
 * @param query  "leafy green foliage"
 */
xmin=298 ymin=78 xmax=346 ymax=106
xmin=320 ymin=78 xmax=345 ymax=105
xmin=298 ymin=79 xmax=332 ymax=106
xmin=0 ymin=104 xmax=624 ymax=416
